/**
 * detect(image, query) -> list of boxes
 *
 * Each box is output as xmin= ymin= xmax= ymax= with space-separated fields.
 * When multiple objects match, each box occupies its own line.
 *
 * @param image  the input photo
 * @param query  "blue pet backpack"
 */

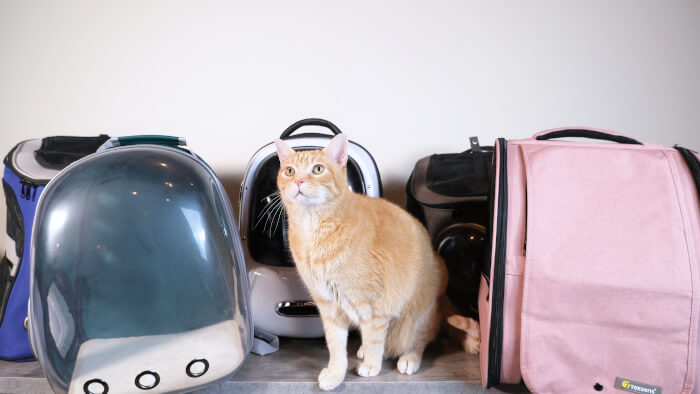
xmin=0 ymin=135 xmax=108 ymax=360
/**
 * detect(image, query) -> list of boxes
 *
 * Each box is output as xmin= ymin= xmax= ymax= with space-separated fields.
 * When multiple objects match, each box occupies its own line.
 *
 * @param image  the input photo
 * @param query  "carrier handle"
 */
xmin=533 ymin=128 xmax=642 ymax=145
xmin=280 ymin=118 xmax=342 ymax=139
xmin=97 ymin=135 xmax=187 ymax=152
xmin=34 ymin=134 xmax=110 ymax=170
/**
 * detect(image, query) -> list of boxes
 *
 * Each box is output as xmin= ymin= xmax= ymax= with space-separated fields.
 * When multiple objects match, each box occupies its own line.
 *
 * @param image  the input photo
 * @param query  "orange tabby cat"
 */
xmin=275 ymin=134 xmax=447 ymax=391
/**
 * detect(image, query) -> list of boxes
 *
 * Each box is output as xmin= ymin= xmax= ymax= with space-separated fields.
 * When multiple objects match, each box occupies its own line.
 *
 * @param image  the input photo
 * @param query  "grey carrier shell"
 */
xmin=29 ymin=136 xmax=252 ymax=394
xmin=239 ymin=119 xmax=382 ymax=338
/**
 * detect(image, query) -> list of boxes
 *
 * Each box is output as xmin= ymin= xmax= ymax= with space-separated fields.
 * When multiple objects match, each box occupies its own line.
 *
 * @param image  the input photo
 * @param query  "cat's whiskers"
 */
xmin=263 ymin=201 xmax=282 ymax=235
xmin=257 ymin=198 xmax=285 ymax=238
xmin=271 ymin=200 xmax=286 ymax=237
xmin=253 ymin=203 xmax=278 ymax=232
xmin=253 ymin=197 xmax=280 ymax=227
xmin=253 ymin=192 xmax=282 ymax=230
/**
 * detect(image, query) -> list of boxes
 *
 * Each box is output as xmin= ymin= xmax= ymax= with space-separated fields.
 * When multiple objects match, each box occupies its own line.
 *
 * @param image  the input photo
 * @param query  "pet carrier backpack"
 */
xmin=239 ymin=118 xmax=382 ymax=338
xmin=28 ymin=136 xmax=253 ymax=394
xmin=479 ymin=128 xmax=700 ymax=393
xmin=405 ymin=137 xmax=492 ymax=321
xmin=1 ymin=134 xmax=109 ymax=361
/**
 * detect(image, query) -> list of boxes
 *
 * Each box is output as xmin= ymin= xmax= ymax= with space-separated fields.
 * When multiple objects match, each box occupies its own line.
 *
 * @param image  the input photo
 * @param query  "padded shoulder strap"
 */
xmin=676 ymin=146 xmax=700 ymax=197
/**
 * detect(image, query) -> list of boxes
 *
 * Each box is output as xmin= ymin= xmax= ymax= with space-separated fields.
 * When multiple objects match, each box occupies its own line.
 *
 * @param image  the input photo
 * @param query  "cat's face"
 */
xmin=275 ymin=134 xmax=349 ymax=208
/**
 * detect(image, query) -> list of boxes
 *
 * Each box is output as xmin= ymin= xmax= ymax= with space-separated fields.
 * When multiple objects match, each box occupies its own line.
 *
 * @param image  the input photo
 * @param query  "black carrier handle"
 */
xmin=534 ymin=129 xmax=642 ymax=145
xmin=35 ymin=134 xmax=111 ymax=170
xmin=280 ymin=118 xmax=342 ymax=139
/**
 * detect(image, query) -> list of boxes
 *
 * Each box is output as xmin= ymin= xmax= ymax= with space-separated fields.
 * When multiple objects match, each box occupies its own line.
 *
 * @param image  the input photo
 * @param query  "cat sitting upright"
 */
xmin=275 ymin=134 xmax=448 ymax=391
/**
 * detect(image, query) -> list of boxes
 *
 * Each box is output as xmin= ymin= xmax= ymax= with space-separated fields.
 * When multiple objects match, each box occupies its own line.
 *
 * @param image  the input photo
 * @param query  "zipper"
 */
xmin=487 ymin=138 xmax=508 ymax=387
xmin=19 ymin=179 xmax=39 ymax=201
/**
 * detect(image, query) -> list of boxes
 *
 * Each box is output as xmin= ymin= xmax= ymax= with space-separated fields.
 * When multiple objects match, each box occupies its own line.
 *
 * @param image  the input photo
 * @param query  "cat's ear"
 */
xmin=275 ymin=139 xmax=295 ymax=163
xmin=323 ymin=133 xmax=349 ymax=167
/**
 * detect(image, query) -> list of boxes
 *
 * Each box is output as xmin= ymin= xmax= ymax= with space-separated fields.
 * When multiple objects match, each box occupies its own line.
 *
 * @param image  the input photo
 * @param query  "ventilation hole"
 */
xmin=83 ymin=379 xmax=108 ymax=394
xmin=135 ymin=371 xmax=160 ymax=390
xmin=276 ymin=301 xmax=319 ymax=317
xmin=186 ymin=358 xmax=210 ymax=378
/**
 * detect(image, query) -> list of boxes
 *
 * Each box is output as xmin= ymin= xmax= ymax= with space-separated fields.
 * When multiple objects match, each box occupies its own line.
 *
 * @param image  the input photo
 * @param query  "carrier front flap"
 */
xmin=518 ymin=142 xmax=697 ymax=393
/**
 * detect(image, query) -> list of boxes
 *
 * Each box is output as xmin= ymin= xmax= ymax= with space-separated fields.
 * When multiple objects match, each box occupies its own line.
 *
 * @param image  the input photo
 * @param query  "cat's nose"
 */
xmin=294 ymin=178 xmax=304 ymax=187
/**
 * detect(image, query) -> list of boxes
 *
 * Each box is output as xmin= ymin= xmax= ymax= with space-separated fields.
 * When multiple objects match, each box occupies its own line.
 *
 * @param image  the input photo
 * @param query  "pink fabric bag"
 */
xmin=479 ymin=128 xmax=700 ymax=393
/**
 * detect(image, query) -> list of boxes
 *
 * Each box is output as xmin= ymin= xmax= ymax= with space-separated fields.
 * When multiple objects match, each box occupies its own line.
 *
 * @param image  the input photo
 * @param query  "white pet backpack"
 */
xmin=239 ymin=118 xmax=382 ymax=338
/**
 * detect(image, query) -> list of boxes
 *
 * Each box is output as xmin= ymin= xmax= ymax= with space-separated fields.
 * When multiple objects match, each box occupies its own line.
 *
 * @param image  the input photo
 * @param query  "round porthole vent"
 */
xmin=186 ymin=358 xmax=209 ymax=378
xmin=135 ymin=371 xmax=160 ymax=390
xmin=83 ymin=379 xmax=109 ymax=394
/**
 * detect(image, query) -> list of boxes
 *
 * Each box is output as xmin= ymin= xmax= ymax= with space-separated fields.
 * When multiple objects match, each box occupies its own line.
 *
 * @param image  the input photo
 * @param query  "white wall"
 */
xmin=1 ymin=1 xmax=699 ymax=210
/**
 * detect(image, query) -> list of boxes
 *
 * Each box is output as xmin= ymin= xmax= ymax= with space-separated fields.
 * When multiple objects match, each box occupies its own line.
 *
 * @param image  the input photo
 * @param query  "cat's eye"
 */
xmin=284 ymin=167 xmax=295 ymax=176
xmin=312 ymin=165 xmax=325 ymax=175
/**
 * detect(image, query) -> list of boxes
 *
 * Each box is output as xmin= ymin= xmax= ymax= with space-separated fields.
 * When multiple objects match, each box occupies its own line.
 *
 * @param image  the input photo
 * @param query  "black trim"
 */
xmin=83 ymin=379 xmax=109 ymax=394
xmin=35 ymin=135 xmax=109 ymax=170
xmin=135 ymin=371 xmax=160 ymax=390
xmin=676 ymin=145 xmax=700 ymax=197
xmin=186 ymin=358 xmax=210 ymax=378
xmin=535 ymin=129 xmax=642 ymax=145
xmin=351 ymin=140 xmax=383 ymax=197
xmin=0 ymin=353 xmax=35 ymax=361
xmin=482 ymin=149 xmax=497 ymax=280
xmin=0 ymin=178 xmax=24 ymax=325
xmin=1 ymin=143 xmax=44 ymax=184
xmin=2 ymin=179 xmax=24 ymax=260
xmin=280 ymin=118 xmax=342 ymax=138
xmin=282 ymin=132 xmax=341 ymax=141
xmin=3 ymin=136 xmax=108 ymax=186
xmin=0 ymin=255 xmax=16 ymax=326
xmin=487 ymin=138 xmax=508 ymax=387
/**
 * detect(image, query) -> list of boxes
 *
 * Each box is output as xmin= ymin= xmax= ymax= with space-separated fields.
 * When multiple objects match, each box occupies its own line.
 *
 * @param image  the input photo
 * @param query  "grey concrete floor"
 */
xmin=0 ymin=334 xmax=528 ymax=393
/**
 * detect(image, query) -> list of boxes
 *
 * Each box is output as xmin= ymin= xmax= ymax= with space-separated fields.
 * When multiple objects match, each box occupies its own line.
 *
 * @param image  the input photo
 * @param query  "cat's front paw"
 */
xmin=397 ymin=352 xmax=422 ymax=375
xmin=357 ymin=361 xmax=381 ymax=377
xmin=318 ymin=367 xmax=345 ymax=391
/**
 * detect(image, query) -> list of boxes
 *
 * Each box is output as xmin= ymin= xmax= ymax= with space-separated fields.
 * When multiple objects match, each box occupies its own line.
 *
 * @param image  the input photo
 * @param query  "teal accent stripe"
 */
xmin=117 ymin=135 xmax=184 ymax=147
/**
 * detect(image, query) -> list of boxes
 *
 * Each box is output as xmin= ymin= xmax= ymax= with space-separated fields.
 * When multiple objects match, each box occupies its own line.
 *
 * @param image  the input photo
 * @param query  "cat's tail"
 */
xmin=435 ymin=252 xmax=449 ymax=295
xmin=439 ymin=295 xmax=465 ymax=343
xmin=385 ymin=296 xmax=441 ymax=358
xmin=434 ymin=253 xmax=467 ymax=348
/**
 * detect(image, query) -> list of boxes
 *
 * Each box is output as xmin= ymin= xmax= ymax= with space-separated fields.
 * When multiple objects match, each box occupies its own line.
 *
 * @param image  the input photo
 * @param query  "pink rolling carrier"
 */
xmin=479 ymin=128 xmax=700 ymax=393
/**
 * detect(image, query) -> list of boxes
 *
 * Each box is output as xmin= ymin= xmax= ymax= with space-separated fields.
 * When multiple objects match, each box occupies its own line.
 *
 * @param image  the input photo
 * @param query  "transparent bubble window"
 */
xmin=30 ymin=146 xmax=251 ymax=394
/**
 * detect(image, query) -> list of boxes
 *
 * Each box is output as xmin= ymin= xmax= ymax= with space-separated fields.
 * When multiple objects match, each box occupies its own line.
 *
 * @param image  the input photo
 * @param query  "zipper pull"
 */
xmin=20 ymin=181 xmax=26 ymax=199
xmin=31 ymin=185 xmax=37 ymax=201
xmin=469 ymin=136 xmax=482 ymax=152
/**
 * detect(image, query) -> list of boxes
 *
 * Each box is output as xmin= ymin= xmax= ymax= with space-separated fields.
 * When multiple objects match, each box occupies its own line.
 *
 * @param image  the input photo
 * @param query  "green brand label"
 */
xmin=615 ymin=377 xmax=662 ymax=394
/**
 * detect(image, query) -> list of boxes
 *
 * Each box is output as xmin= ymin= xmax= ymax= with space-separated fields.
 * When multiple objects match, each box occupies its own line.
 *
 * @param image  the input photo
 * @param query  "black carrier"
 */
xmin=405 ymin=137 xmax=492 ymax=320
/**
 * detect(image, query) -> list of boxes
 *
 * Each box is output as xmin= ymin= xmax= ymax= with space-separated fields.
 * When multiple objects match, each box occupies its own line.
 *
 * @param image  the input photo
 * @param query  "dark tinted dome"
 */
xmin=30 ymin=145 xmax=250 ymax=390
